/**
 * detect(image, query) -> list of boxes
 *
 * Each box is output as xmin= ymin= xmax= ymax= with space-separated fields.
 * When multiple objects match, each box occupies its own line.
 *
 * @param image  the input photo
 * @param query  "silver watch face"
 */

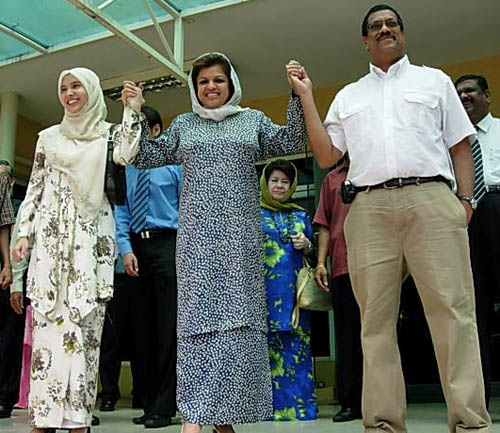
xmin=460 ymin=196 xmax=477 ymax=210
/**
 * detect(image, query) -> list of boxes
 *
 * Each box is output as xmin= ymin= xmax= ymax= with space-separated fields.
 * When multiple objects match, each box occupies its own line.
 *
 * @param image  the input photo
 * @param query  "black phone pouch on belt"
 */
xmin=341 ymin=180 xmax=357 ymax=204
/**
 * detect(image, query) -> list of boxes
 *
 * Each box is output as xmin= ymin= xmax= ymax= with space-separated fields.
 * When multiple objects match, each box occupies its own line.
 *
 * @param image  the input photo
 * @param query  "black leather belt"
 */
xmin=355 ymin=175 xmax=450 ymax=192
xmin=486 ymin=185 xmax=500 ymax=193
xmin=131 ymin=228 xmax=175 ymax=240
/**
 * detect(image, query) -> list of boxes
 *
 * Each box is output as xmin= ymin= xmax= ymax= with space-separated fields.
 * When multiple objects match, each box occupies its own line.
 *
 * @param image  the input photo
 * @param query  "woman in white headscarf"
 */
xmin=12 ymin=68 xmax=115 ymax=433
xmin=115 ymin=53 xmax=310 ymax=433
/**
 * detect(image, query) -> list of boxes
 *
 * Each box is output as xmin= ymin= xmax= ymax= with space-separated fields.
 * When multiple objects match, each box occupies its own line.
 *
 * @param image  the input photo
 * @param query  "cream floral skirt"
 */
xmin=28 ymin=300 xmax=105 ymax=428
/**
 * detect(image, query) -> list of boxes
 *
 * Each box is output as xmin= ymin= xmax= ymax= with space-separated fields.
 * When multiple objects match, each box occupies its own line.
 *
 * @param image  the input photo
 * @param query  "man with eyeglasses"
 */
xmin=455 ymin=74 xmax=500 ymax=411
xmin=288 ymin=3 xmax=491 ymax=433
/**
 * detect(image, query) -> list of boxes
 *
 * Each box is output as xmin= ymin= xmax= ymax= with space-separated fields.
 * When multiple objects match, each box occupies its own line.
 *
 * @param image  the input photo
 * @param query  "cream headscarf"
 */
xmin=188 ymin=52 xmax=248 ymax=122
xmin=41 ymin=67 xmax=111 ymax=221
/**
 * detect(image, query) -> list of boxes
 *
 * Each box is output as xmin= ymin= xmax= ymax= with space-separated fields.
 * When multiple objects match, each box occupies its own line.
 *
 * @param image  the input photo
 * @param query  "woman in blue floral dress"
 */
xmin=260 ymin=159 xmax=317 ymax=421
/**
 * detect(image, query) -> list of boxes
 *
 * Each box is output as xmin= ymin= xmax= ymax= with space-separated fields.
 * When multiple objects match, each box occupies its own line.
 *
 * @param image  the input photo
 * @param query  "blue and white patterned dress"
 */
xmin=261 ymin=208 xmax=317 ymax=421
xmin=117 ymin=96 xmax=305 ymax=424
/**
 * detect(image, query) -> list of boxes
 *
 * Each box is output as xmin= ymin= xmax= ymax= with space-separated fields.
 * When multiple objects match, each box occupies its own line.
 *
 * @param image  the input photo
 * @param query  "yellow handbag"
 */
xmin=291 ymin=259 xmax=333 ymax=328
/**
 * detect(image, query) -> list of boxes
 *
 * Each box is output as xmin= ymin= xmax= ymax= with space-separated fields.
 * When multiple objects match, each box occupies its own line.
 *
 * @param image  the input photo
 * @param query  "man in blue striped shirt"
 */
xmin=114 ymin=106 xmax=182 ymax=429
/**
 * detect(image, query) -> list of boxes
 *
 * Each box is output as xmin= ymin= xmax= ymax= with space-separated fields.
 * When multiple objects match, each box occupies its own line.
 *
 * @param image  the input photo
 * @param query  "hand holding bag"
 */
xmin=291 ymin=259 xmax=333 ymax=328
xmin=104 ymin=124 xmax=127 ymax=206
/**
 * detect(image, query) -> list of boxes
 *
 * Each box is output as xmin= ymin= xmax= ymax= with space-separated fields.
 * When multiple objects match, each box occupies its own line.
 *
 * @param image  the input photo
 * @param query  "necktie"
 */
xmin=130 ymin=170 xmax=150 ymax=233
xmin=471 ymin=137 xmax=486 ymax=202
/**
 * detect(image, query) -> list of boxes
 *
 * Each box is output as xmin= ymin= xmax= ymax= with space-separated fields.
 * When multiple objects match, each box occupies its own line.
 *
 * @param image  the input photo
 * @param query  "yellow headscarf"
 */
xmin=259 ymin=160 xmax=305 ymax=212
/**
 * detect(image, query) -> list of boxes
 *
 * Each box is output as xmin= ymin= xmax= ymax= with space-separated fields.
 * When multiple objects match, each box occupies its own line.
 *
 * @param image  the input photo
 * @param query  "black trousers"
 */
xmin=99 ymin=273 xmax=143 ymax=404
xmin=131 ymin=229 xmax=177 ymax=417
xmin=0 ymin=289 xmax=25 ymax=409
xmin=331 ymin=273 xmax=363 ymax=411
xmin=468 ymin=192 xmax=500 ymax=408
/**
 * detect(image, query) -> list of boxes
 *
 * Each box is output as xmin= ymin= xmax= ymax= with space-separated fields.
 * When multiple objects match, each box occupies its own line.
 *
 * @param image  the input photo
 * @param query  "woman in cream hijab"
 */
xmin=12 ymin=67 xmax=115 ymax=433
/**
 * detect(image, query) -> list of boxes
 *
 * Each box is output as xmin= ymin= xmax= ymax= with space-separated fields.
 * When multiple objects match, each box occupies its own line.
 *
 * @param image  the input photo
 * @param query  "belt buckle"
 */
xmin=486 ymin=185 xmax=500 ymax=193
xmin=140 ymin=231 xmax=150 ymax=239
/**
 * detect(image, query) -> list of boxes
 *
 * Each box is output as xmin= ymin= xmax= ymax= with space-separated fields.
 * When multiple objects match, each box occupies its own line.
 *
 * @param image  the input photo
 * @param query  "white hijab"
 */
xmin=188 ymin=52 xmax=248 ymax=122
xmin=41 ymin=67 xmax=111 ymax=221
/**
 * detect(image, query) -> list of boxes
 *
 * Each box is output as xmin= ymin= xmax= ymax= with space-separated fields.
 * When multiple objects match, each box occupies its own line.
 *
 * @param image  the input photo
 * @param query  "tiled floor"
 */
xmin=3 ymin=400 xmax=500 ymax=432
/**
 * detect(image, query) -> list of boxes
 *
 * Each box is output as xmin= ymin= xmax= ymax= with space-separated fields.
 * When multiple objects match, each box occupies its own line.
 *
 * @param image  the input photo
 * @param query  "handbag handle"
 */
xmin=291 ymin=258 xmax=314 ymax=328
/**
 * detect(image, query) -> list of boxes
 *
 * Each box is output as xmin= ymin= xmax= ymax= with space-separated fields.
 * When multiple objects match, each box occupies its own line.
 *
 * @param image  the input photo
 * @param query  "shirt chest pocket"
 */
xmin=403 ymin=91 xmax=440 ymax=132
xmin=339 ymin=104 xmax=369 ymax=145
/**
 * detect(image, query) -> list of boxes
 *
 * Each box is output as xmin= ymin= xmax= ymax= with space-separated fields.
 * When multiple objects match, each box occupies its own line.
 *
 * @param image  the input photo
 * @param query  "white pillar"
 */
xmin=0 ymin=91 xmax=19 ymax=166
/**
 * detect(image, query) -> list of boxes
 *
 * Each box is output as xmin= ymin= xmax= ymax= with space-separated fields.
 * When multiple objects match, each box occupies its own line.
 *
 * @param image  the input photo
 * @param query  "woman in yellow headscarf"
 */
xmin=259 ymin=159 xmax=317 ymax=421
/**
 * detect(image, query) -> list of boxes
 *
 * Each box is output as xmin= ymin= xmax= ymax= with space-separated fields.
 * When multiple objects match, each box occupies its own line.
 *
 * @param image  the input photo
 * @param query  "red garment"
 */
xmin=313 ymin=163 xmax=350 ymax=279
xmin=15 ymin=305 xmax=33 ymax=409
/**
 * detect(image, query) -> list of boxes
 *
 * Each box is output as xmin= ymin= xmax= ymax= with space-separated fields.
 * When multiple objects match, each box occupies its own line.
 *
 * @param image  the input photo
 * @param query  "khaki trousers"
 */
xmin=344 ymin=182 xmax=491 ymax=433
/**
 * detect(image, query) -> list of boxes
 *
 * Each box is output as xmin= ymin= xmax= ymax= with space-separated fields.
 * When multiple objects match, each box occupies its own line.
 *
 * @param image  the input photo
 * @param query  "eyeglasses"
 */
xmin=367 ymin=19 xmax=400 ymax=33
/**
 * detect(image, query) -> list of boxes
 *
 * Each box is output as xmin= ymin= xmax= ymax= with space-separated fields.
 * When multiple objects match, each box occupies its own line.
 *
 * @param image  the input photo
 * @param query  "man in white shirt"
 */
xmin=456 ymin=74 xmax=500 ymax=410
xmin=288 ymin=4 xmax=491 ymax=433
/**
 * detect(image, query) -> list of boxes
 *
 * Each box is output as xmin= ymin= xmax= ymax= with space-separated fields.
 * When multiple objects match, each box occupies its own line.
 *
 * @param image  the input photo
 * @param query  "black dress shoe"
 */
xmin=332 ymin=407 xmax=362 ymax=422
xmin=0 ymin=403 xmax=12 ymax=419
xmin=132 ymin=414 xmax=147 ymax=425
xmin=99 ymin=399 xmax=116 ymax=412
xmin=92 ymin=414 xmax=101 ymax=426
xmin=144 ymin=415 xmax=172 ymax=429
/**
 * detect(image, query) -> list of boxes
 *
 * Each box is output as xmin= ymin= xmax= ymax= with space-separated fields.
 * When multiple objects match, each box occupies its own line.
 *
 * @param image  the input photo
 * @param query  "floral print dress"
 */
xmin=261 ymin=208 xmax=317 ymax=421
xmin=17 ymin=134 xmax=115 ymax=428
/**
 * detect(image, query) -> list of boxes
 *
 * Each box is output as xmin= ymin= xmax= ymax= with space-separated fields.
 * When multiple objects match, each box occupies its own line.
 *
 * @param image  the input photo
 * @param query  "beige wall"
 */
xmin=0 ymin=107 xmax=44 ymax=182
xmin=12 ymin=54 xmax=500 ymax=182
xmin=14 ymin=113 xmax=44 ymax=181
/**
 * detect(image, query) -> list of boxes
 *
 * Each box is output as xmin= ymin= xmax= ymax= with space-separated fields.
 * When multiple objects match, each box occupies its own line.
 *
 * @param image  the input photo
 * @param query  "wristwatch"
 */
xmin=458 ymin=195 xmax=477 ymax=210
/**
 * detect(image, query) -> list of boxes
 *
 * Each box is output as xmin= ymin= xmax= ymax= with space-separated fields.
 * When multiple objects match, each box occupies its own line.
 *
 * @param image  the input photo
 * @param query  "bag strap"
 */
xmin=291 ymin=258 xmax=314 ymax=329
xmin=107 ymin=124 xmax=118 ymax=154
xmin=291 ymin=305 xmax=300 ymax=329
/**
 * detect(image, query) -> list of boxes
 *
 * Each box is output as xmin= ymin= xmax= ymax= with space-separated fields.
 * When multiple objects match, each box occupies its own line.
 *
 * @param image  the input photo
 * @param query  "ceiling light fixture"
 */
xmin=103 ymin=74 xmax=185 ymax=101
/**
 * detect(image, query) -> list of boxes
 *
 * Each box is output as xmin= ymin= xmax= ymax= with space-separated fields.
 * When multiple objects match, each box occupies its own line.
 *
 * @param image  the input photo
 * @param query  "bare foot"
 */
xmin=182 ymin=422 xmax=202 ymax=433
xmin=31 ymin=429 xmax=46 ymax=433
xmin=70 ymin=428 xmax=88 ymax=433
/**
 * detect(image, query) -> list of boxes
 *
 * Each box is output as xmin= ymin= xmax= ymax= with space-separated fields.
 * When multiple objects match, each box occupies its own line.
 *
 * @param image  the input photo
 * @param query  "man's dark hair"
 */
xmin=0 ymin=160 xmax=13 ymax=177
xmin=264 ymin=159 xmax=296 ymax=184
xmin=141 ymin=105 xmax=163 ymax=131
xmin=361 ymin=4 xmax=404 ymax=37
xmin=455 ymin=74 xmax=489 ymax=93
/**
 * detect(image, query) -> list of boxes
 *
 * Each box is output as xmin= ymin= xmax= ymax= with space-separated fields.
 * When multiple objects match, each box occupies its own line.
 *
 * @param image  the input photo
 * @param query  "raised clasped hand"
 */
xmin=121 ymin=80 xmax=145 ymax=113
xmin=286 ymin=59 xmax=312 ymax=96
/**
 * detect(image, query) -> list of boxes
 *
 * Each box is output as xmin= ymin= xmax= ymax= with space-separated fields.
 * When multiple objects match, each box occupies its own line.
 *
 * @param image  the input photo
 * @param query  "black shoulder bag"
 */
xmin=104 ymin=124 xmax=127 ymax=206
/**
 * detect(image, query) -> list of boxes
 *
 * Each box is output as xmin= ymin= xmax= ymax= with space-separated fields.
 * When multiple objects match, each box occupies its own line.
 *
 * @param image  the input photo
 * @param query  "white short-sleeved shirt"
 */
xmin=324 ymin=55 xmax=475 ymax=186
xmin=476 ymin=113 xmax=500 ymax=186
